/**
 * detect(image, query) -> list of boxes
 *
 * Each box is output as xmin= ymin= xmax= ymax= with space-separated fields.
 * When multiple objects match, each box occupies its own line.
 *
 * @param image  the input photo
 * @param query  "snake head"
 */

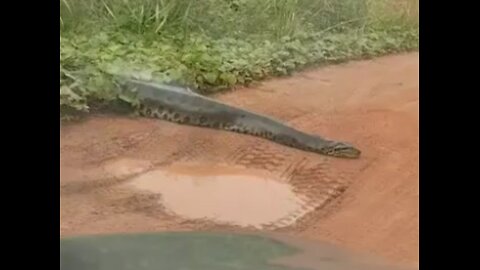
xmin=321 ymin=141 xmax=361 ymax=159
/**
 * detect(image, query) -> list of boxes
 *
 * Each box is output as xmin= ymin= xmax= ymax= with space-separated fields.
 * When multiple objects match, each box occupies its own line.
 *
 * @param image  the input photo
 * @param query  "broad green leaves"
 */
xmin=60 ymin=27 xmax=418 ymax=118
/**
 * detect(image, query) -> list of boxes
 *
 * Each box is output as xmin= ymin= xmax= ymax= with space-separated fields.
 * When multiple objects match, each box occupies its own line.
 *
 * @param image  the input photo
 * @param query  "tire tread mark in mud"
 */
xmin=264 ymin=163 xmax=352 ymax=231
xmin=76 ymin=132 xmax=153 ymax=165
xmin=102 ymin=192 xmax=167 ymax=218
xmin=280 ymin=157 xmax=308 ymax=179
xmin=228 ymin=143 xmax=289 ymax=171
xmin=174 ymin=136 xmax=220 ymax=162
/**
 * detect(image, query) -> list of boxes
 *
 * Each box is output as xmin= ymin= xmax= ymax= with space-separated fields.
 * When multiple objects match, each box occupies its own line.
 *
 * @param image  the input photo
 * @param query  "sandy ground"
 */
xmin=60 ymin=53 xmax=419 ymax=265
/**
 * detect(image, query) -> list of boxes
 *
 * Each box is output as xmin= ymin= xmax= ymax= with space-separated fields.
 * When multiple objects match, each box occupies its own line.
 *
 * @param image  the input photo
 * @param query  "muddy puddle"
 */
xmin=124 ymin=163 xmax=307 ymax=228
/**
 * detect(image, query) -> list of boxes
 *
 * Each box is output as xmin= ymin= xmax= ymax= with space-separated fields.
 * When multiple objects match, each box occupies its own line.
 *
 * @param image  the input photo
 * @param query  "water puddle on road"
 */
xmin=126 ymin=163 xmax=307 ymax=228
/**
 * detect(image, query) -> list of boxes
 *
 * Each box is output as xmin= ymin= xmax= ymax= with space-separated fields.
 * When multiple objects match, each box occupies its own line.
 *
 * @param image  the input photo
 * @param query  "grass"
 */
xmin=60 ymin=0 xmax=418 ymax=118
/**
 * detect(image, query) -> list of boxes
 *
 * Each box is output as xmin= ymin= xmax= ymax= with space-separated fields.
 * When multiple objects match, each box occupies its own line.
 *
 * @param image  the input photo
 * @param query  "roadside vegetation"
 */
xmin=60 ymin=0 xmax=418 ymax=117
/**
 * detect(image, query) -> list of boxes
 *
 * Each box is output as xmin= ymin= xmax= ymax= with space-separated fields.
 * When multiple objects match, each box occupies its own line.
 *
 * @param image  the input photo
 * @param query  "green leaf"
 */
xmin=203 ymin=72 xmax=218 ymax=84
xmin=219 ymin=73 xmax=237 ymax=85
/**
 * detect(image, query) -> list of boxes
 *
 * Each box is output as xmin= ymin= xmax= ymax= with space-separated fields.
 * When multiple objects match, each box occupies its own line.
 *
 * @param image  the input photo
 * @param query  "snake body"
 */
xmin=122 ymin=79 xmax=361 ymax=159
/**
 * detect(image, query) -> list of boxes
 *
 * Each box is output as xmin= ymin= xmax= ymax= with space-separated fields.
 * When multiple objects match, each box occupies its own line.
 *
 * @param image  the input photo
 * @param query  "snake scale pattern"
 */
xmin=121 ymin=79 xmax=361 ymax=159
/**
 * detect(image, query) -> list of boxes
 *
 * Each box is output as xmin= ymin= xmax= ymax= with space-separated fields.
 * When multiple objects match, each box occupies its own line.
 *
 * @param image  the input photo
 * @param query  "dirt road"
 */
xmin=60 ymin=53 xmax=419 ymax=265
